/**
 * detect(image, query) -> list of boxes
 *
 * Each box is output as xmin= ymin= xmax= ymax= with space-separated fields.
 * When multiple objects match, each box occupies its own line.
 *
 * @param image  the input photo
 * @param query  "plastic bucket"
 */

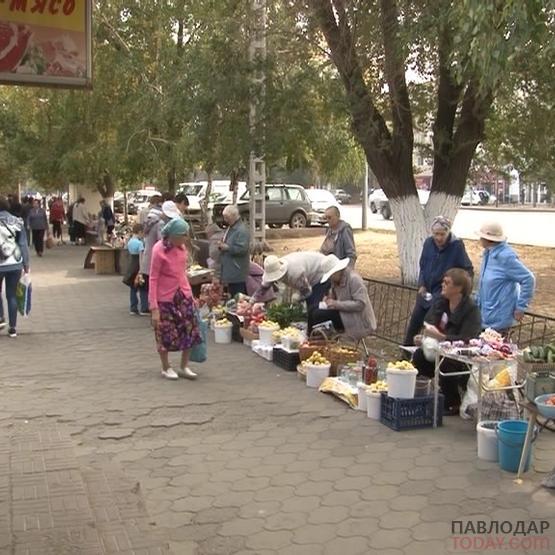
xmin=366 ymin=391 xmax=381 ymax=419
xmin=497 ymin=420 xmax=531 ymax=473
xmin=357 ymin=383 xmax=367 ymax=412
xmin=259 ymin=326 xmax=278 ymax=346
xmin=386 ymin=368 xmax=418 ymax=399
xmin=476 ymin=421 xmax=499 ymax=462
xmin=214 ymin=324 xmax=233 ymax=344
xmin=415 ymin=377 xmax=431 ymax=397
xmin=306 ymin=364 xmax=330 ymax=388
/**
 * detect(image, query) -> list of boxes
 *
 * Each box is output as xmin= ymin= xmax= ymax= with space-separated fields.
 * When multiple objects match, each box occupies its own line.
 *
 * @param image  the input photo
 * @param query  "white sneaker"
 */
xmin=161 ymin=368 xmax=179 ymax=380
xmin=178 ymin=367 xmax=198 ymax=380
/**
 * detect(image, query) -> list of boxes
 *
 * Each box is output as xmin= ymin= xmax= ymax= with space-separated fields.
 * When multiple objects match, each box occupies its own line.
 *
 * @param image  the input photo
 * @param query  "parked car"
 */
xmin=377 ymin=189 xmax=430 ymax=220
xmin=212 ymin=184 xmax=312 ymax=229
xmin=113 ymin=192 xmax=137 ymax=215
xmin=306 ymin=188 xmax=340 ymax=225
xmin=368 ymin=188 xmax=387 ymax=213
xmin=332 ymin=188 xmax=352 ymax=204
xmin=129 ymin=189 xmax=161 ymax=215
xmin=461 ymin=188 xmax=496 ymax=206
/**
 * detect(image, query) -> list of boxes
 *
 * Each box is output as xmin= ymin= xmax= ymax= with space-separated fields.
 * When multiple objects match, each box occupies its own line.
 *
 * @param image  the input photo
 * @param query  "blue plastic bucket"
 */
xmin=497 ymin=420 xmax=531 ymax=473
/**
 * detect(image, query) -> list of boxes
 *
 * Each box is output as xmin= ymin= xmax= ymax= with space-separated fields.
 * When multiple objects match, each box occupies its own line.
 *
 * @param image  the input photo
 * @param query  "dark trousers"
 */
xmin=52 ymin=221 xmax=62 ymax=239
xmin=412 ymin=347 xmax=469 ymax=408
xmin=404 ymin=295 xmax=431 ymax=346
xmin=0 ymin=269 xmax=21 ymax=328
xmin=74 ymin=221 xmax=86 ymax=241
xmin=130 ymin=285 xmax=149 ymax=313
xmin=306 ymin=280 xmax=330 ymax=312
xmin=32 ymin=229 xmax=45 ymax=254
xmin=68 ymin=222 xmax=75 ymax=242
xmin=227 ymin=282 xmax=247 ymax=297
xmin=308 ymin=307 xmax=344 ymax=334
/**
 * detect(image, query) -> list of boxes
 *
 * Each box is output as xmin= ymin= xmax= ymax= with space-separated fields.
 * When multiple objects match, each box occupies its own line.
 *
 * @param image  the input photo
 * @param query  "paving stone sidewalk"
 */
xmin=1 ymin=246 xmax=554 ymax=555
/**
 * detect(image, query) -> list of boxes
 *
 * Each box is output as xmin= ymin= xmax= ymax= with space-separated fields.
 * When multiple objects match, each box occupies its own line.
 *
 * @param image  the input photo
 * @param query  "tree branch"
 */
xmin=309 ymin=0 xmax=399 ymax=191
xmin=379 ymin=0 xmax=414 ymax=161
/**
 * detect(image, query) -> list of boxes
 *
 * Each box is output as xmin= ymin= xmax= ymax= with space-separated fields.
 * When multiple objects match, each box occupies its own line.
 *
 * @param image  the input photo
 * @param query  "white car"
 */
xmin=368 ymin=188 xmax=387 ymax=213
xmin=129 ymin=189 xmax=162 ymax=215
xmin=377 ymin=188 xmax=430 ymax=220
xmin=305 ymin=188 xmax=340 ymax=225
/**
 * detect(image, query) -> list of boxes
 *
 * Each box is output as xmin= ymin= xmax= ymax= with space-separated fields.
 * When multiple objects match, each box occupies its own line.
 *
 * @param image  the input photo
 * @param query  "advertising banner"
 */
xmin=0 ymin=0 xmax=92 ymax=88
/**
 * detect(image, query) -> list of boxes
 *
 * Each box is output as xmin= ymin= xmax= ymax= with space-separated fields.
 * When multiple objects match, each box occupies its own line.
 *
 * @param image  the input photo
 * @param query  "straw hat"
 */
xmin=478 ymin=221 xmax=506 ymax=242
xmin=320 ymin=256 xmax=350 ymax=283
xmin=263 ymin=255 xmax=288 ymax=283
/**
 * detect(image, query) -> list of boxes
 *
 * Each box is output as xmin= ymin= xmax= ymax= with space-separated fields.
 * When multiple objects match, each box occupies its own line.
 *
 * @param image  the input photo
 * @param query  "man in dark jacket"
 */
xmin=219 ymin=205 xmax=249 ymax=297
xmin=403 ymin=216 xmax=473 ymax=346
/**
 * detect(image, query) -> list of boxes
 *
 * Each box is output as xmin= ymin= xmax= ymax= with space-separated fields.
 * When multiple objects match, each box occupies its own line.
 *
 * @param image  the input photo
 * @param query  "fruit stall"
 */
xmin=201 ymin=293 xmax=555 ymax=476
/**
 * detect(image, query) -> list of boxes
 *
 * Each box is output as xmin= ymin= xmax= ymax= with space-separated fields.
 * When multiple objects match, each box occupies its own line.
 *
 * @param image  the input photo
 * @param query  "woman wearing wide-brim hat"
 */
xmin=309 ymin=257 xmax=377 ymax=338
xmin=476 ymin=221 xmax=535 ymax=334
xmin=255 ymin=251 xmax=339 ymax=313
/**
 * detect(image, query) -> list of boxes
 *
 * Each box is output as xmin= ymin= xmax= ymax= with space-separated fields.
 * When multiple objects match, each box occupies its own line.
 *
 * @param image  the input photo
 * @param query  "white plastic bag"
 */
xmin=460 ymin=364 xmax=481 ymax=420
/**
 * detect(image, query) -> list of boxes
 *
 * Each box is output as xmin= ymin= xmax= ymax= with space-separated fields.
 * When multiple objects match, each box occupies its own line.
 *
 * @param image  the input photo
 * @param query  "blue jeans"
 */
xmin=0 ymin=269 xmax=22 ymax=328
xmin=130 ymin=285 xmax=148 ymax=313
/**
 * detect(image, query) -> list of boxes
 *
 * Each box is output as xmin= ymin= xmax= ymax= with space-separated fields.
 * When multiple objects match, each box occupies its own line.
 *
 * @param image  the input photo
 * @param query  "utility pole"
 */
xmin=248 ymin=0 xmax=267 ymax=245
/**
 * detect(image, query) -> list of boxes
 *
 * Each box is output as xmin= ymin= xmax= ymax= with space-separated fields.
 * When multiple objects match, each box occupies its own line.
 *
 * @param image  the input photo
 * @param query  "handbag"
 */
xmin=190 ymin=309 xmax=208 ymax=363
xmin=16 ymin=273 xmax=32 ymax=317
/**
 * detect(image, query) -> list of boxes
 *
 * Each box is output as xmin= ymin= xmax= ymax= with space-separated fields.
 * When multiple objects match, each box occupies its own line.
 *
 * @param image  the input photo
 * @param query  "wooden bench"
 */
xmin=84 ymin=247 xmax=123 ymax=275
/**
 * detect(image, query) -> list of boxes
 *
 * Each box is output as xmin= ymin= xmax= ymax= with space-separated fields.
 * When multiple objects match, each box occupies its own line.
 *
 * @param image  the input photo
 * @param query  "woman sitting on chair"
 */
xmin=412 ymin=268 xmax=481 ymax=415
xmin=309 ymin=257 xmax=376 ymax=339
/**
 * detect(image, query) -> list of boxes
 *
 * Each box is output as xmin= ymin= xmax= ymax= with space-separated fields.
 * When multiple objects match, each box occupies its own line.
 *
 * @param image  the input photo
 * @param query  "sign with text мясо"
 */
xmin=0 ymin=0 xmax=92 ymax=88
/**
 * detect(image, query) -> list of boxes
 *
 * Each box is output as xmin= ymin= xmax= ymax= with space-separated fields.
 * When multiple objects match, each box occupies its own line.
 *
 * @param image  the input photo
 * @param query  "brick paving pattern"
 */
xmin=1 ymin=246 xmax=554 ymax=554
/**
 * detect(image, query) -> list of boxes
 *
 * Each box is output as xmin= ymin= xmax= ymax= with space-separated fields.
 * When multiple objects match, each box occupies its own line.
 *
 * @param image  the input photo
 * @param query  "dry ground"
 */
xmin=269 ymin=229 xmax=555 ymax=317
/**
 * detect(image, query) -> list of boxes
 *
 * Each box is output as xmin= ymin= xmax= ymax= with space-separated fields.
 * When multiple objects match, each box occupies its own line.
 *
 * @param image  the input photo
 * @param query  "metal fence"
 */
xmin=364 ymin=277 xmax=555 ymax=348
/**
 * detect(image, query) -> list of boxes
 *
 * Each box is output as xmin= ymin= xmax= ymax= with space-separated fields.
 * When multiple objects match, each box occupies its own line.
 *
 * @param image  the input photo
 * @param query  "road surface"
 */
xmin=337 ymin=204 xmax=555 ymax=248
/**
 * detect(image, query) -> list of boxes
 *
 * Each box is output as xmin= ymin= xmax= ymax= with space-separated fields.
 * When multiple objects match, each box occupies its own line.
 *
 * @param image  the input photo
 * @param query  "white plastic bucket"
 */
xmin=477 ymin=421 xmax=499 ymax=462
xmin=357 ymin=383 xmax=368 ymax=412
xmin=214 ymin=324 xmax=233 ymax=344
xmin=386 ymin=368 xmax=418 ymax=399
xmin=259 ymin=326 xmax=278 ymax=346
xmin=366 ymin=391 xmax=381 ymax=419
xmin=306 ymin=364 xmax=330 ymax=388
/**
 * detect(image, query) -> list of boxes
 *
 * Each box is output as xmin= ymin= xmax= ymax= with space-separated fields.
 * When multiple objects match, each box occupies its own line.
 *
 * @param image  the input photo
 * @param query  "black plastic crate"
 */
xmin=380 ymin=393 xmax=444 ymax=431
xmin=273 ymin=347 xmax=300 ymax=372
xmin=226 ymin=312 xmax=243 ymax=343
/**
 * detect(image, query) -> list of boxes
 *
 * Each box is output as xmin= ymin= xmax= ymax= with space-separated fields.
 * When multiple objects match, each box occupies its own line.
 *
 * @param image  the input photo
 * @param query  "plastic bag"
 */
xmin=190 ymin=311 xmax=208 ymax=363
xmin=422 ymin=336 xmax=439 ymax=362
xmin=16 ymin=273 xmax=32 ymax=317
xmin=460 ymin=365 xmax=480 ymax=420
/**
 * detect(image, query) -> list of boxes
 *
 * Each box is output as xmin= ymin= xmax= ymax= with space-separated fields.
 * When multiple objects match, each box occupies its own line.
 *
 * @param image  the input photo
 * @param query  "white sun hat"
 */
xmin=477 ymin=221 xmax=506 ymax=242
xmin=162 ymin=200 xmax=182 ymax=220
xmin=320 ymin=256 xmax=350 ymax=283
xmin=262 ymin=255 xmax=289 ymax=283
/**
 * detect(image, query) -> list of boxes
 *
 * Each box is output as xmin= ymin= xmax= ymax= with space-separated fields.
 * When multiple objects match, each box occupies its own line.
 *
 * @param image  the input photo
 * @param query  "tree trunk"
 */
xmin=230 ymin=170 xmax=239 ymax=204
xmin=97 ymin=172 xmax=115 ymax=202
xmin=167 ymin=167 xmax=176 ymax=195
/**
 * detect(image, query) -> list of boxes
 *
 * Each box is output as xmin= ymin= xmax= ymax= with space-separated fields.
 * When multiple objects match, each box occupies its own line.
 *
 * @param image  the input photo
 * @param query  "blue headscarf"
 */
xmin=161 ymin=217 xmax=189 ymax=237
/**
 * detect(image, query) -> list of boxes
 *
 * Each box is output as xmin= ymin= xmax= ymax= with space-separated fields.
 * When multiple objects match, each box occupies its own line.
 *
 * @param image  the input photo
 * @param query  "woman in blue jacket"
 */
xmin=477 ymin=222 xmax=535 ymax=334
xmin=404 ymin=216 xmax=473 ymax=346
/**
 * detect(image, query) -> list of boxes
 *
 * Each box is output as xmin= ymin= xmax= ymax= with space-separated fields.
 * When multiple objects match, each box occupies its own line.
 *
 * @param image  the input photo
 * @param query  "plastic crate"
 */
xmin=380 ymin=393 xmax=444 ymax=431
xmin=273 ymin=347 xmax=300 ymax=372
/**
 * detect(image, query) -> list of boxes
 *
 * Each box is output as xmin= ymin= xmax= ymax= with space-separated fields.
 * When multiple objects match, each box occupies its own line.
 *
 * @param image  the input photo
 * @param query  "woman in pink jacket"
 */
xmin=149 ymin=218 xmax=201 ymax=380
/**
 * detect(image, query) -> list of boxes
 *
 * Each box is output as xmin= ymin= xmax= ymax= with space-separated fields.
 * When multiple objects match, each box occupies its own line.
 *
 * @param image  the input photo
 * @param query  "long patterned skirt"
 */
xmin=155 ymin=289 xmax=202 ymax=353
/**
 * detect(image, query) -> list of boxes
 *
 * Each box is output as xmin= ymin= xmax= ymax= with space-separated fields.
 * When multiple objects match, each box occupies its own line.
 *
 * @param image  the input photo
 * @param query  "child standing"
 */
xmin=124 ymin=224 xmax=149 ymax=315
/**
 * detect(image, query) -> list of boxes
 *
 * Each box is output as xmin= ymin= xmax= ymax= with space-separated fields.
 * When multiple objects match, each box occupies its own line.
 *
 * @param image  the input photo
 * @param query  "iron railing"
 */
xmin=363 ymin=277 xmax=555 ymax=348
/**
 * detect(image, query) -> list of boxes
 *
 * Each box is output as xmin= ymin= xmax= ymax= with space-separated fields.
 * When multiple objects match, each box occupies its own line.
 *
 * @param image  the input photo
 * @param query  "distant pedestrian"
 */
xmin=0 ymin=195 xmax=30 ymax=338
xmin=476 ymin=222 xmax=535 ymax=334
xmin=124 ymin=224 xmax=148 ymax=315
xmin=140 ymin=195 xmax=164 ymax=303
xmin=100 ymin=199 xmax=115 ymax=238
xmin=21 ymin=196 xmax=32 ymax=246
xmin=149 ymin=218 xmax=202 ymax=380
xmin=72 ymin=198 xmax=89 ymax=245
xmin=49 ymin=196 xmax=65 ymax=243
xmin=28 ymin=199 xmax=49 ymax=256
